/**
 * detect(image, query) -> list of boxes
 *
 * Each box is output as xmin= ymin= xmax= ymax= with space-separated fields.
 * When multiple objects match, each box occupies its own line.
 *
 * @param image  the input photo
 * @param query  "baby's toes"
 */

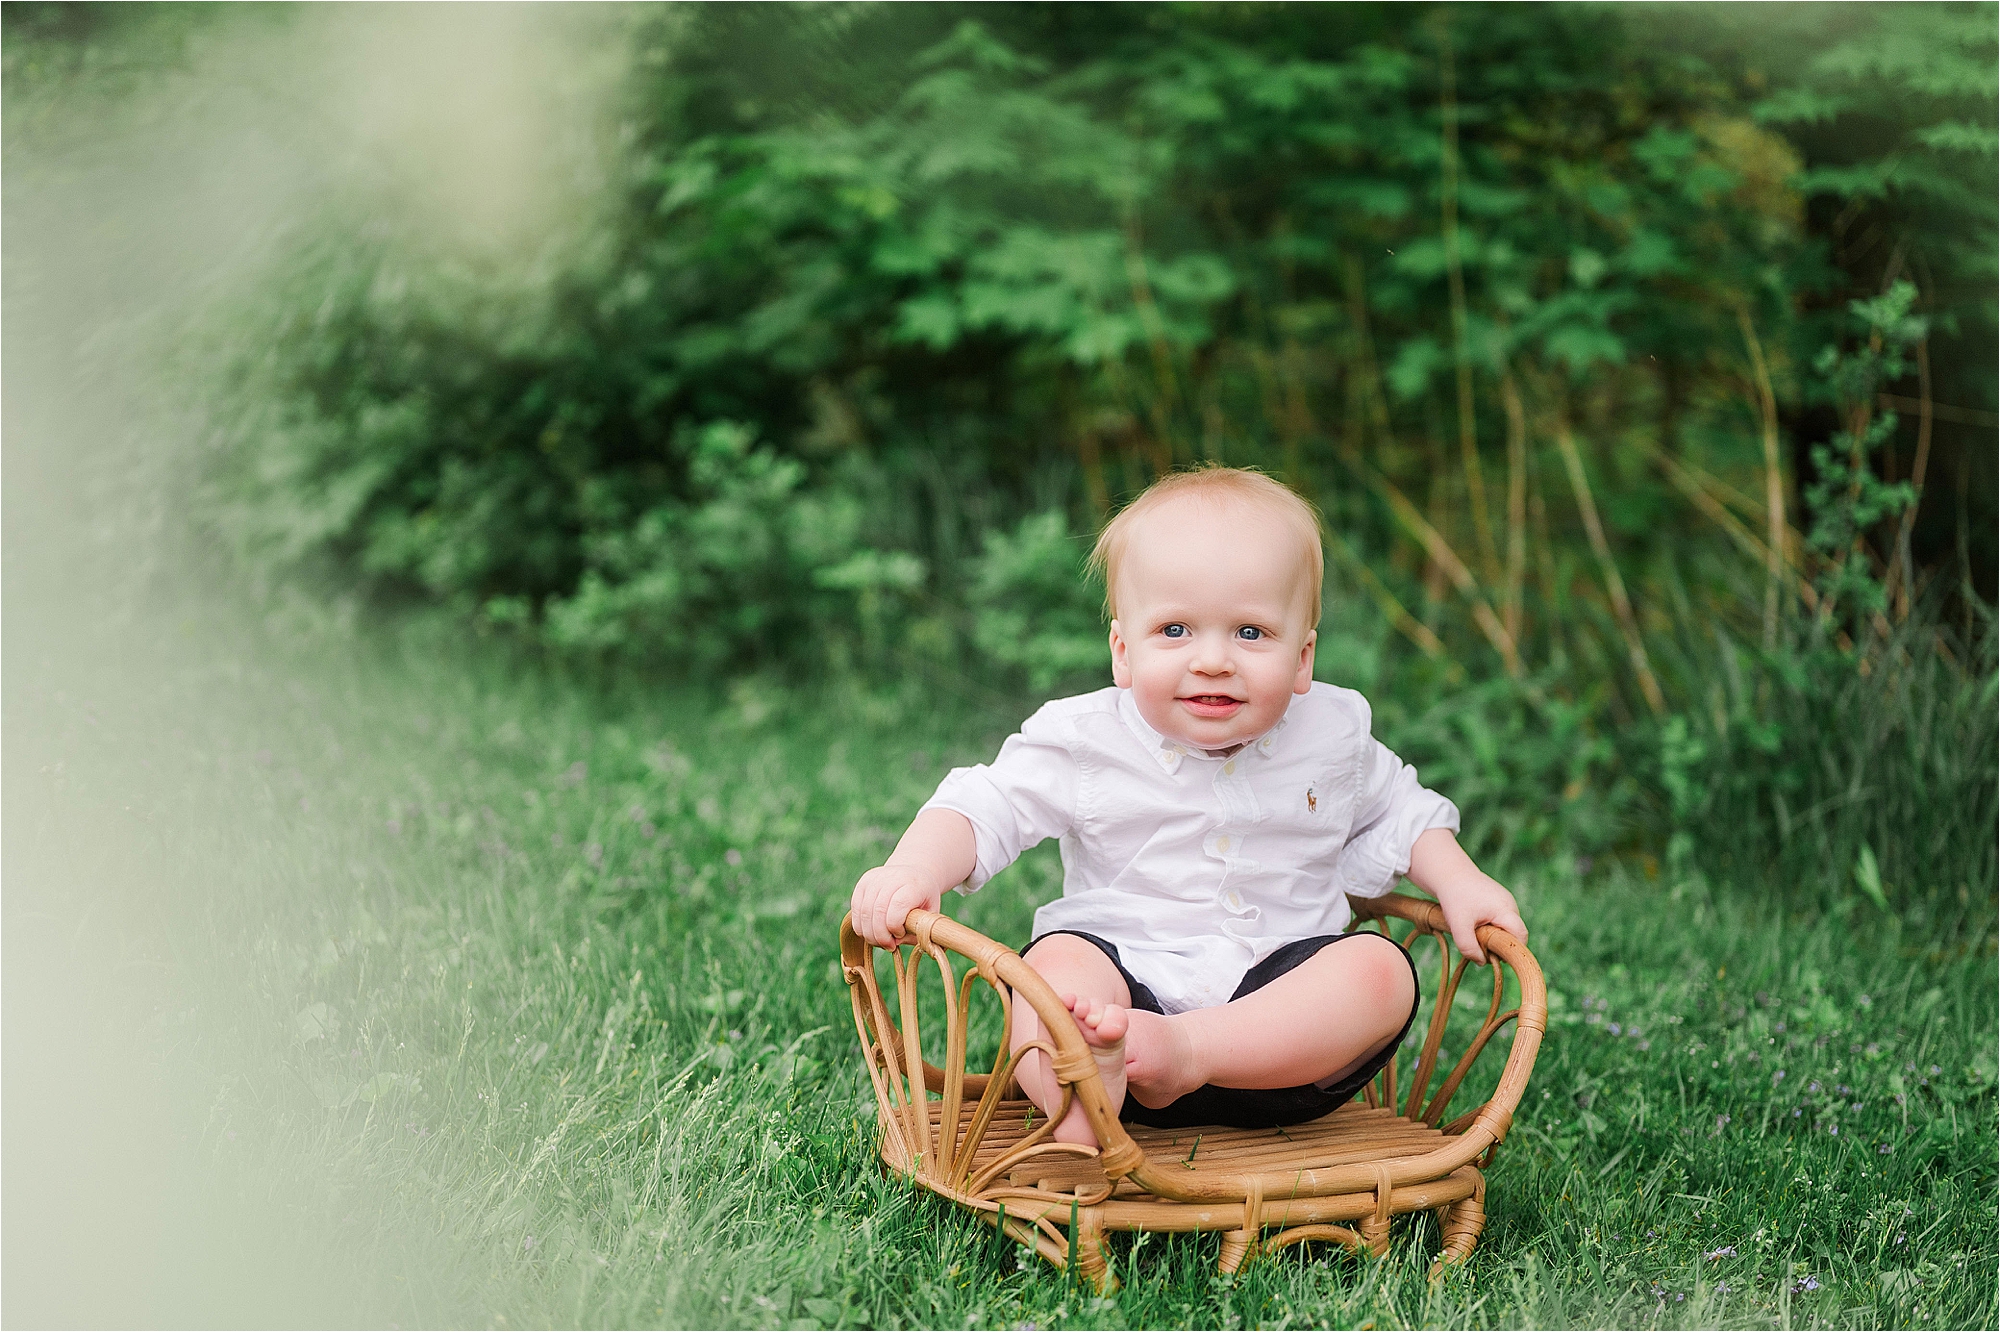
xmin=1064 ymin=995 xmax=1124 ymax=1051
xmin=1086 ymin=1002 xmax=1130 ymax=1048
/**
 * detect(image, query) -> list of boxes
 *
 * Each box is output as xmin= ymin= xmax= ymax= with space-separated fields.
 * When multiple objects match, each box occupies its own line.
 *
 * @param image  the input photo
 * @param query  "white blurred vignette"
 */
xmin=4 ymin=7 xmax=629 ymax=1323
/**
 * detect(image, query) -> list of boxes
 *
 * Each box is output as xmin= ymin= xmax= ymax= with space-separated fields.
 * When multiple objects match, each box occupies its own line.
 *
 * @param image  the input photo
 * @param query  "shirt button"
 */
xmin=1227 ymin=890 xmax=1243 ymax=908
xmin=1216 ymin=835 xmax=1231 ymax=853
xmin=1222 ymin=760 xmax=1236 ymax=775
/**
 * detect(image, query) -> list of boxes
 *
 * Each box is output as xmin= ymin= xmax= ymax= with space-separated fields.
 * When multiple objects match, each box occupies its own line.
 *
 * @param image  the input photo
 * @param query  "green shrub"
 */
xmin=188 ymin=3 xmax=1994 ymax=919
xmin=967 ymin=511 xmax=1105 ymax=695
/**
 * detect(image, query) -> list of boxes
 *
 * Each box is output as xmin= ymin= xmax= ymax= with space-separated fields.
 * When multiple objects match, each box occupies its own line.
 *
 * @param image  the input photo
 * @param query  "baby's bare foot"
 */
xmin=1122 ymin=1010 xmax=1206 ymax=1110
xmin=1062 ymin=992 xmax=1129 ymax=1111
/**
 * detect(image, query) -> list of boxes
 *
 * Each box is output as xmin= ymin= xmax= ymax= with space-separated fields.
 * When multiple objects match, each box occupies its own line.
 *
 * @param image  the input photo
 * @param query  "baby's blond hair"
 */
xmin=1087 ymin=466 xmax=1325 ymax=629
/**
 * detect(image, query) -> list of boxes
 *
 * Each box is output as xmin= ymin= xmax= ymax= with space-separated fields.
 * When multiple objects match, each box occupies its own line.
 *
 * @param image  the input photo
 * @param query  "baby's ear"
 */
xmin=1293 ymin=629 xmax=1317 ymax=693
xmin=1108 ymin=621 xmax=1133 ymax=687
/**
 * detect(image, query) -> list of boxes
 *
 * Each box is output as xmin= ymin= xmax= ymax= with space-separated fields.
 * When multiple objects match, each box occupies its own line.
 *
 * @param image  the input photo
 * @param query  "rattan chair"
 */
xmin=839 ymin=892 xmax=1545 ymax=1290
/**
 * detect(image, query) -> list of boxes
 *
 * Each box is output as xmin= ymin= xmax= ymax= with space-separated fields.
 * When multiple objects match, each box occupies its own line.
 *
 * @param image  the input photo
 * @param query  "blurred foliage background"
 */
xmin=14 ymin=1 xmax=1998 ymax=930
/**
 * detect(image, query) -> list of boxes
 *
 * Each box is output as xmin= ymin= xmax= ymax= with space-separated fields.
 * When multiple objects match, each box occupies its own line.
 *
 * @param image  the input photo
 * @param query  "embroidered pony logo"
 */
xmin=1306 ymin=786 xmax=1317 ymax=812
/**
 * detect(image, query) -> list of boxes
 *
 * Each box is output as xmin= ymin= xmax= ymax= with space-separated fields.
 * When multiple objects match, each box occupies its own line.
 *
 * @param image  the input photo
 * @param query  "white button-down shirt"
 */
xmin=921 ymin=683 xmax=1459 ymax=1014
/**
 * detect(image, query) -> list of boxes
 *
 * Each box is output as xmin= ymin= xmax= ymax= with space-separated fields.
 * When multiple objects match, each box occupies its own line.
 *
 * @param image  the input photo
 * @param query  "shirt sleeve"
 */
xmin=1331 ymin=736 xmax=1460 ymax=900
xmin=919 ymin=702 xmax=1079 ymax=892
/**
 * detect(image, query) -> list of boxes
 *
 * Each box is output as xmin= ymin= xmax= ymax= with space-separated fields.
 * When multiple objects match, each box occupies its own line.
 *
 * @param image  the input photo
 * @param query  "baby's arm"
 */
xmin=853 ymin=700 xmax=1076 ymax=947
xmin=849 ymin=808 xmax=977 ymax=947
xmin=1406 ymin=828 xmax=1528 ymax=964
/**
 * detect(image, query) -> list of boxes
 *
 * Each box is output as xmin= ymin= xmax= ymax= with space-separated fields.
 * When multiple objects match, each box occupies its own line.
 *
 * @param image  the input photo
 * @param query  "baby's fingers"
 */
xmin=1458 ymin=913 xmax=1529 ymax=966
xmin=850 ymin=882 xmax=877 ymax=940
xmin=883 ymin=879 xmax=939 ymax=944
xmin=872 ymin=891 xmax=900 ymax=947
xmin=857 ymin=885 xmax=886 ymax=947
xmin=882 ymin=886 xmax=919 ymax=940
xmin=856 ymin=873 xmax=900 ymax=947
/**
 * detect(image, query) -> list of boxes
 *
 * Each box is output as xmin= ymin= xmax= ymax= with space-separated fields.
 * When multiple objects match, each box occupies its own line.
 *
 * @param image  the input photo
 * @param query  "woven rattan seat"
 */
xmin=841 ymin=893 xmax=1545 ymax=1289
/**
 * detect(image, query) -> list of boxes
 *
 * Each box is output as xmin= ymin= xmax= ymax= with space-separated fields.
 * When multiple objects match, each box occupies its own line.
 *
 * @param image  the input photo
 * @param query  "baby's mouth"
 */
xmin=1180 ymin=694 xmax=1244 ymax=718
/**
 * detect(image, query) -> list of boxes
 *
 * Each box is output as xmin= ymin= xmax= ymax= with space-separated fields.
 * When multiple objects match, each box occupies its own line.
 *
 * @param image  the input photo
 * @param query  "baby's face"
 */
xmin=1107 ymin=499 xmax=1317 ymax=750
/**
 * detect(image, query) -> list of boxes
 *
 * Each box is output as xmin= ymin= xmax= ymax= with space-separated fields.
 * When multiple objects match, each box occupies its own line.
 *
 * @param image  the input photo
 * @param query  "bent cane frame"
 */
xmin=840 ymin=892 xmax=1545 ymax=1289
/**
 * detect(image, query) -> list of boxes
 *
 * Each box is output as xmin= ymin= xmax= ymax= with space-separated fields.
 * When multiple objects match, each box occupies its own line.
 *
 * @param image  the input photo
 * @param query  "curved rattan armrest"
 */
xmin=1118 ymin=893 xmax=1547 ymax=1204
xmin=839 ymin=909 xmax=1149 ymax=1179
xmin=1350 ymin=891 xmax=1547 ymax=1131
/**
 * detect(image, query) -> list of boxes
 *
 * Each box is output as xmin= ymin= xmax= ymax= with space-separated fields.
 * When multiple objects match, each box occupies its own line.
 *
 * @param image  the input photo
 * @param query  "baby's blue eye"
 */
xmin=1162 ymin=624 xmax=1188 ymax=639
xmin=1237 ymin=626 xmax=1264 ymax=641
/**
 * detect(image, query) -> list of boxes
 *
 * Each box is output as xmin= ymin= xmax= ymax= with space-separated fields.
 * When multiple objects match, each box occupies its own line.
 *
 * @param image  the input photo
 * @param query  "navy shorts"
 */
xmin=1024 ymin=929 xmax=1421 ymax=1130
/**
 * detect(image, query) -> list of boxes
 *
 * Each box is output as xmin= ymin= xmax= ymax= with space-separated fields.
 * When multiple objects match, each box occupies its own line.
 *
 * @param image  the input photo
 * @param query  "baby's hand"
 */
xmin=1438 ymin=874 xmax=1528 ymax=965
xmin=850 ymin=863 xmax=943 ymax=948
xmin=1407 ymin=828 xmax=1528 ymax=965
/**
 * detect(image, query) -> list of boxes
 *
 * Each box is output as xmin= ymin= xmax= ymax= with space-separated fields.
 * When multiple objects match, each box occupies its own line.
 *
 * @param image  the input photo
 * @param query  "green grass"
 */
xmin=9 ymin=608 xmax=1994 ymax=1329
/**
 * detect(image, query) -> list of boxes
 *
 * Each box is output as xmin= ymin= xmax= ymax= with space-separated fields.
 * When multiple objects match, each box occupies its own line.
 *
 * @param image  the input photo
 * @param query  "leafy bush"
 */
xmin=188 ymin=3 xmax=1994 ymax=919
xmin=966 ymin=511 xmax=1104 ymax=694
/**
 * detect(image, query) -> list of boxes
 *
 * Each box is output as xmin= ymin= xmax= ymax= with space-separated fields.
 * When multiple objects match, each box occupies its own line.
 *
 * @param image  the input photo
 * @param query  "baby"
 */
xmin=850 ymin=467 xmax=1527 ymax=1147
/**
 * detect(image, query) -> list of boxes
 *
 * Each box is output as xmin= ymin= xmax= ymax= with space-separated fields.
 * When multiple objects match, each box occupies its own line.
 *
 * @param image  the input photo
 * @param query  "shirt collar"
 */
xmin=1116 ymin=689 xmax=1292 ymax=775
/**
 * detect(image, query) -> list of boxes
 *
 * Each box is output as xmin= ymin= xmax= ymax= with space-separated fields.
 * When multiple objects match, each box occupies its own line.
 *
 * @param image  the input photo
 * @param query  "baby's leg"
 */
xmin=1013 ymin=935 xmax=1131 ymax=1147
xmin=1123 ymin=933 xmax=1415 ymax=1109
